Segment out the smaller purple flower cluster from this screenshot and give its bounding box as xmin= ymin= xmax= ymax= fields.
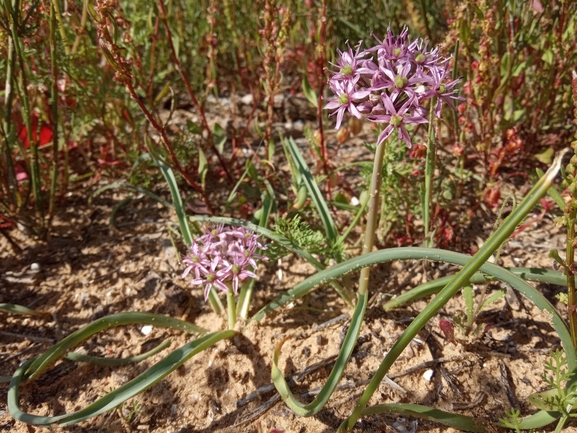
xmin=324 ymin=27 xmax=461 ymax=148
xmin=182 ymin=225 xmax=267 ymax=301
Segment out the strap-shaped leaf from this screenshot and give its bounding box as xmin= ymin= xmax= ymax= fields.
xmin=271 ymin=292 xmax=367 ymax=416
xmin=284 ymin=137 xmax=338 ymax=247
xmin=0 ymin=303 xmax=47 ymax=316
xmin=361 ymin=403 xmax=488 ymax=432
xmin=382 ymin=267 xmax=576 ymax=311
xmin=9 ymin=330 xmax=234 ymax=426
xmin=23 ymin=312 xmax=206 ymax=382
xmin=65 ymin=339 xmax=171 ymax=366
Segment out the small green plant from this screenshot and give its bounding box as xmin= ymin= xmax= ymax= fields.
xmin=499 ymin=408 xmax=524 ymax=433
xmin=268 ymin=214 xmax=329 ymax=260
xmin=439 ymin=284 xmax=506 ymax=345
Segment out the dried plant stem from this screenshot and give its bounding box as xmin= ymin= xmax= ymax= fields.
xmin=565 ymin=210 xmax=577 ymax=347
xmin=156 ymin=0 xmax=233 ymax=184
xmin=47 ymin=3 xmax=60 ymax=229
xmin=357 ymin=141 xmax=386 ymax=297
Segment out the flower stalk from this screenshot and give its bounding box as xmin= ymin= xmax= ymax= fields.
xmin=422 ymin=98 xmax=437 ymax=247
xmin=358 ymin=139 xmax=386 ymax=297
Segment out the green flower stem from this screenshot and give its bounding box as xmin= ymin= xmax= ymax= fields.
xmin=423 ymin=100 xmax=436 ymax=247
xmin=237 ymin=279 xmax=255 ymax=319
xmin=207 ymin=289 xmax=225 ymax=314
xmin=227 ymin=287 xmax=237 ymax=330
xmin=338 ymin=153 xmax=565 ymax=432
xmin=358 ymin=140 xmax=386 ymax=296
xmin=566 ymin=209 xmax=577 ymax=347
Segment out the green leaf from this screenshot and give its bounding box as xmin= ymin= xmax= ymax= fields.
xmin=9 ymin=330 xmax=234 ymax=427
xmin=272 ymin=292 xmax=368 ymax=416
xmin=500 ymin=52 xmax=511 ymax=77
xmin=528 ymin=388 xmax=563 ymax=411
xmin=284 ymin=137 xmax=338 ymax=247
xmin=479 ymin=288 xmax=506 ymax=312
xmin=90 ymin=183 xmax=172 ymax=209
xmin=536 ymin=167 xmax=564 ymax=209
xmin=535 ymin=148 xmax=554 ymax=164
xmin=302 ymin=75 xmax=318 ymax=108
xmin=463 ymin=285 xmax=475 ymax=326
xmin=129 ymin=153 xmax=152 ymax=184
xmin=65 ymin=339 xmax=172 ymax=366
xmin=542 ymin=49 xmax=554 ymax=65
xmin=0 ymin=303 xmax=46 ymax=316
xmin=198 ymin=148 xmax=208 ymax=191
xmin=512 ymin=61 xmax=527 ymax=77
xmin=23 ymin=312 xmax=206 ymax=382
xmin=512 ymin=108 xmax=525 ymax=122
xmin=186 ymin=120 xmax=202 ymax=135
xmin=145 ymin=139 xmax=194 ymax=246
xmin=213 ymin=123 xmax=227 ymax=155
xmin=382 ymin=267 xmax=576 ymax=311
xmin=361 ymin=403 xmax=488 ymax=432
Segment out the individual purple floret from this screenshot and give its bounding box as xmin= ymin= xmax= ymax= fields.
xmin=324 ymin=27 xmax=463 ymax=148
xmin=182 ymin=225 xmax=267 ymax=301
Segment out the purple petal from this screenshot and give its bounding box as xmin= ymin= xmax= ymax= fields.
xmin=376 ymin=124 xmax=395 ymax=146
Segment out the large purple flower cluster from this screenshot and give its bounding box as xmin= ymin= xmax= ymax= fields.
xmin=182 ymin=225 xmax=267 ymax=301
xmin=324 ymin=28 xmax=461 ymax=148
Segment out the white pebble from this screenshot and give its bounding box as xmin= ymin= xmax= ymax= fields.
xmin=423 ymin=369 xmax=434 ymax=381
xmin=141 ymin=325 xmax=153 ymax=335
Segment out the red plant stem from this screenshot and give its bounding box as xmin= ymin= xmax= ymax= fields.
xmin=125 ymin=82 xmax=215 ymax=215
xmin=156 ymin=0 xmax=234 ymax=184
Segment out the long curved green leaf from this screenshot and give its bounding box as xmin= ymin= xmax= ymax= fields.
xmin=255 ymin=247 xmax=573 ymax=429
xmin=23 ymin=312 xmax=206 ymax=382
xmin=89 ymin=183 xmax=172 ymax=208
xmin=284 ymin=137 xmax=338 ymax=247
xmin=361 ymin=404 xmax=488 ymax=432
xmin=271 ymin=292 xmax=368 ymax=416
xmin=383 ymin=268 xmax=574 ymax=311
xmin=0 ymin=303 xmax=47 ymax=316
xmin=65 ymin=339 xmax=171 ymax=366
xmin=150 ymin=151 xmax=193 ymax=246
xmin=9 ymin=330 xmax=234 ymax=426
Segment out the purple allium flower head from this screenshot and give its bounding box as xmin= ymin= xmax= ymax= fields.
xmin=182 ymin=225 xmax=267 ymax=301
xmin=324 ymin=26 xmax=461 ymax=148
